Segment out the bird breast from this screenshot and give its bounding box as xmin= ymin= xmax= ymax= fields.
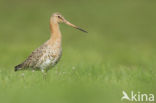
xmin=38 ymin=40 xmax=62 ymax=70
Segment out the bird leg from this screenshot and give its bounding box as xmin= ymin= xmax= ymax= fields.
xmin=21 ymin=72 xmax=25 ymax=80
xmin=41 ymin=69 xmax=47 ymax=80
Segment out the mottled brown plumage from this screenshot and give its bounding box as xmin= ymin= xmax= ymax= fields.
xmin=15 ymin=12 xmax=87 ymax=72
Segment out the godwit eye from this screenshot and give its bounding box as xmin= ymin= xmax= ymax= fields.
xmin=58 ymin=16 xmax=61 ymax=18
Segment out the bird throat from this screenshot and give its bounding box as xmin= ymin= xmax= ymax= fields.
xmin=49 ymin=19 xmax=62 ymax=44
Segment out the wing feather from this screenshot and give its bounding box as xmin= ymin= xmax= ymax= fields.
xmin=21 ymin=43 xmax=48 ymax=69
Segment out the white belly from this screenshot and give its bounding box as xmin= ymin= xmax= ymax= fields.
xmin=39 ymin=49 xmax=62 ymax=70
xmin=40 ymin=58 xmax=52 ymax=69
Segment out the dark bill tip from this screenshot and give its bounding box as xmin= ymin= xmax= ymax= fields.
xmin=76 ymin=27 xmax=88 ymax=33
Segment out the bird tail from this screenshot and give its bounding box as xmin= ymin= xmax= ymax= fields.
xmin=14 ymin=63 xmax=23 ymax=72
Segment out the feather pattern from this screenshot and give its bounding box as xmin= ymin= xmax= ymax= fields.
xmin=15 ymin=40 xmax=62 ymax=71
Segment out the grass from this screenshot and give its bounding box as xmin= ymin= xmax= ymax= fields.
xmin=0 ymin=0 xmax=156 ymax=103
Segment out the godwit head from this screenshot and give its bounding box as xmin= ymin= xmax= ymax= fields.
xmin=50 ymin=12 xmax=88 ymax=33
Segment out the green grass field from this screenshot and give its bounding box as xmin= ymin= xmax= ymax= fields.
xmin=0 ymin=0 xmax=156 ymax=103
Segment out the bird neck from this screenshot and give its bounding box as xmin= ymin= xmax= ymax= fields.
xmin=49 ymin=18 xmax=62 ymax=43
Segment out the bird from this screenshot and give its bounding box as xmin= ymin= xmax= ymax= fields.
xmin=14 ymin=12 xmax=87 ymax=74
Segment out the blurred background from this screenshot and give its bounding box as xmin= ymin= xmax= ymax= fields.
xmin=0 ymin=0 xmax=156 ymax=103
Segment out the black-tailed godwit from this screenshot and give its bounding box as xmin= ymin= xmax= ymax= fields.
xmin=15 ymin=13 xmax=87 ymax=74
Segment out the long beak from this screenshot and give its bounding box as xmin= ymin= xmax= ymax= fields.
xmin=64 ymin=20 xmax=88 ymax=33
